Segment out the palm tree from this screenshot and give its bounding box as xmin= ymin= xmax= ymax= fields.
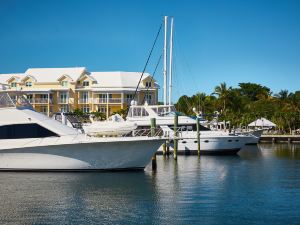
xmin=274 ymin=89 xmax=292 ymax=100
xmin=212 ymin=82 xmax=231 ymax=115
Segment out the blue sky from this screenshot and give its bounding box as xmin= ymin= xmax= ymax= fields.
xmin=1 ymin=0 xmax=300 ymax=101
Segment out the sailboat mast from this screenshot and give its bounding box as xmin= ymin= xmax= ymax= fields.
xmin=168 ymin=17 xmax=174 ymax=105
xmin=163 ymin=16 xmax=168 ymax=106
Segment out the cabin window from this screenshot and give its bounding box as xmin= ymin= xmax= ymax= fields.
xmin=0 ymin=123 xmax=59 ymax=139
xmin=25 ymin=82 xmax=32 ymax=87
xmin=83 ymin=81 xmax=89 ymax=87
xmin=11 ymin=82 xmax=17 ymax=88
xmin=61 ymin=81 xmax=68 ymax=87
xmin=204 ymin=140 xmax=209 ymax=143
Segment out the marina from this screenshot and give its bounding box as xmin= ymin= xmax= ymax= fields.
xmin=1 ymin=1 xmax=300 ymax=224
xmin=0 ymin=144 xmax=300 ymax=225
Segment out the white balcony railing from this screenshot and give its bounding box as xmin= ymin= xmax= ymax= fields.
xmin=93 ymin=98 xmax=122 ymax=104
xmin=78 ymin=98 xmax=90 ymax=104
xmin=57 ymin=99 xmax=69 ymax=104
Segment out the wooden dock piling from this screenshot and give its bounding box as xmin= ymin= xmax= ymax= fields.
xmin=196 ymin=117 xmax=200 ymax=156
xmin=174 ymin=114 xmax=178 ymax=160
xmin=151 ymin=118 xmax=157 ymax=170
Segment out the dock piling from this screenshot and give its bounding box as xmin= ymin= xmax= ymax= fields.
xmin=174 ymin=114 xmax=178 ymax=160
xmin=196 ymin=117 xmax=200 ymax=156
xmin=151 ymin=118 xmax=157 ymax=170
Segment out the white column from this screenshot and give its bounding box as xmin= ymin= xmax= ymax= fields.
xmin=106 ymin=92 xmax=109 ymax=120
xmin=47 ymin=92 xmax=50 ymax=117
xmin=121 ymin=92 xmax=124 ymax=109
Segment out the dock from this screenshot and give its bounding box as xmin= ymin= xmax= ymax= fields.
xmin=260 ymin=135 xmax=300 ymax=143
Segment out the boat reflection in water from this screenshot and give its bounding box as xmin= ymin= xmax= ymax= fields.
xmin=0 ymin=172 xmax=159 ymax=224
xmin=1 ymin=144 xmax=300 ymax=224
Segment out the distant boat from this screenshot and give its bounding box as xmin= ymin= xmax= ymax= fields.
xmin=126 ymin=104 xmax=248 ymax=155
xmin=0 ymin=93 xmax=164 ymax=171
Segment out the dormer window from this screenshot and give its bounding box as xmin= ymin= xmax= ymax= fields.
xmin=83 ymin=81 xmax=89 ymax=87
xmin=25 ymin=82 xmax=32 ymax=87
xmin=61 ymin=81 xmax=68 ymax=87
xmin=145 ymin=81 xmax=152 ymax=87
xmin=11 ymin=82 xmax=17 ymax=88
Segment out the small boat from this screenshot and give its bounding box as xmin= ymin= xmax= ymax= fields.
xmin=0 ymin=93 xmax=164 ymax=171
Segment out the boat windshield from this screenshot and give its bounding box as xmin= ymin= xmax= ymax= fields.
xmin=156 ymin=106 xmax=176 ymax=116
xmin=0 ymin=92 xmax=33 ymax=109
xmin=128 ymin=107 xmax=149 ymax=117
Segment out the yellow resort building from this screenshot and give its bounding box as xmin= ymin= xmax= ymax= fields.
xmin=0 ymin=67 xmax=159 ymax=117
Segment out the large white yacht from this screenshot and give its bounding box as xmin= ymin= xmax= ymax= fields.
xmin=0 ymin=93 xmax=164 ymax=171
xmin=126 ymin=104 xmax=249 ymax=155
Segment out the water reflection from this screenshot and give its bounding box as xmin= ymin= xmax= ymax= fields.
xmin=0 ymin=172 xmax=158 ymax=225
xmin=271 ymin=143 xmax=300 ymax=159
xmin=1 ymin=144 xmax=300 ymax=225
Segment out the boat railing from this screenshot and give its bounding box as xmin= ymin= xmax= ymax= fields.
xmin=121 ymin=127 xmax=183 ymax=138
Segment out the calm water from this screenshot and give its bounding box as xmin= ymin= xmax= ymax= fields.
xmin=1 ymin=144 xmax=300 ymax=225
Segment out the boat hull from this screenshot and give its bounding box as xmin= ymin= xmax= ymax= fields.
xmin=159 ymin=135 xmax=247 ymax=155
xmin=0 ymin=137 xmax=164 ymax=171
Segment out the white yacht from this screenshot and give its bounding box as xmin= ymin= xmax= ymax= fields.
xmin=126 ymin=104 xmax=248 ymax=155
xmin=0 ymin=93 xmax=164 ymax=171
xmin=205 ymin=119 xmax=261 ymax=145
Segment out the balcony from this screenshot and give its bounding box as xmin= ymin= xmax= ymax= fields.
xmin=93 ymin=98 xmax=122 ymax=104
xmin=29 ymin=98 xmax=53 ymax=104
xmin=78 ymin=98 xmax=90 ymax=104
xmin=58 ymin=99 xmax=69 ymax=104
xmin=124 ymin=98 xmax=155 ymax=105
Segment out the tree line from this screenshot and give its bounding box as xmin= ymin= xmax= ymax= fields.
xmin=175 ymin=82 xmax=300 ymax=134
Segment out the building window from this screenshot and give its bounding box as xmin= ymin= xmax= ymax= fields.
xmin=83 ymin=106 xmax=90 ymax=113
xmin=25 ymin=82 xmax=32 ymax=87
xmin=40 ymin=94 xmax=48 ymax=100
xmin=83 ymin=81 xmax=89 ymax=87
xmin=60 ymin=105 xmax=69 ymax=112
xmin=145 ymin=93 xmax=152 ymax=103
xmin=60 ymin=92 xmax=68 ymax=103
xmin=11 ymin=82 xmax=17 ymax=88
xmin=126 ymin=94 xmax=134 ymax=99
xmin=98 ymin=107 xmax=106 ymax=113
xmin=82 ymin=91 xmax=89 ymax=103
xmin=26 ymin=94 xmax=33 ymax=103
xmin=61 ymin=81 xmax=68 ymax=87
xmin=40 ymin=106 xmax=48 ymax=115
xmin=99 ymin=94 xmax=106 ymax=99
xmin=145 ymin=81 xmax=152 ymax=87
